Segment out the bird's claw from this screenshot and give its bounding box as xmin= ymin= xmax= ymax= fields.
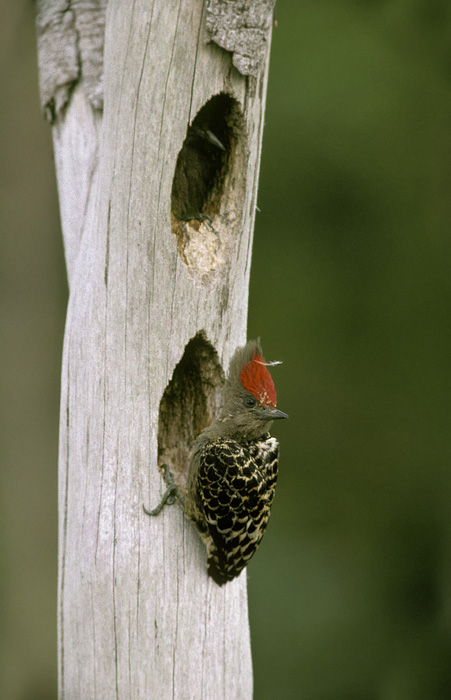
xmin=143 ymin=464 xmax=185 ymax=516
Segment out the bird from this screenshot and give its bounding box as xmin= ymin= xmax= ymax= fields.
xmin=144 ymin=340 xmax=288 ymax=585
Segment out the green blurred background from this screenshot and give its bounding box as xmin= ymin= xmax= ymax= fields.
xmin=2 ymin=1 xmax=451 ymax=698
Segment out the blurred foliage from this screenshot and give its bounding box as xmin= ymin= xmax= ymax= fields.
xmin=1 ymin=1 xmax=451 ymax=699
xmin=248 ymin=2 xmax=451 ymax=699
xmin=0 ymin=3 xmax=64 ymax=700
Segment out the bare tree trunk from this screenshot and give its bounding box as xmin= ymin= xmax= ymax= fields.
xmin=37 ymin=0 xmax=274 ymax=697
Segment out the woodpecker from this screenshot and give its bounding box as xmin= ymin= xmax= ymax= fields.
xmin=144 ymin=340 xmax=288 ymax=585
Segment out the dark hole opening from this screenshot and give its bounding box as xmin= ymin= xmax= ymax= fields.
xmin=157 ymin=332 xmax=224 ymax=487
xmin=171 ymin=93 xmax=236 ymax=223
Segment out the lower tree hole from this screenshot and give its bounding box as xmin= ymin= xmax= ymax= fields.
xmin=157 ymin=332 xmax=224 ymax=489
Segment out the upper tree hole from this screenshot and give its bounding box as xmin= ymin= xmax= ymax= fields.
xmin=171 ymin=93 xmax=238 ymax=224
xmin=157 ymin=332 xmax=224 ymax=488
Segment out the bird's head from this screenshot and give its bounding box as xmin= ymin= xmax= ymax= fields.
xmin=217 ymin=340 xmax=288 ymax=441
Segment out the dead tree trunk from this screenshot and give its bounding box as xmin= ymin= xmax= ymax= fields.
xmin=36 ymin=0 xmax=275 ymax=697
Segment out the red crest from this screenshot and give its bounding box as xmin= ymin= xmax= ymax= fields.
xmin=239 ymin=353 xmax=277 ymax=407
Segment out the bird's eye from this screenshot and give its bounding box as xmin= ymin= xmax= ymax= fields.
xmin=244 ymin=396 xmax=257 ymax=408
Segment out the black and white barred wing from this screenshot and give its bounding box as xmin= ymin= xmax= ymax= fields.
xmin=197 ymin=437 xmax=279 ymax=585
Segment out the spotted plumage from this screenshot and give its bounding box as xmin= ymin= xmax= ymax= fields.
xmin=193 ymin=434 xmax=279 ymax=584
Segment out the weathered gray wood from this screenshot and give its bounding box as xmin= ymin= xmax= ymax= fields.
xmin=206 ymin=0 xmax=276 ymax=76
xmin=36 ymin=0 xmax=106 ymax=122
xmin=52 ymin=85 xmax=102 ymax=288
xmin=37 ymin=0 xmax=273 ymax=697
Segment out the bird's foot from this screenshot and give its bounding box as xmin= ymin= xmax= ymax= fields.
xmin=143 ymin=464 xmax=185 ymax=516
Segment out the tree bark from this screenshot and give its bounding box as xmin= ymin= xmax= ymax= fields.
xmin=37 ymin=0 xmax=274 ymax=697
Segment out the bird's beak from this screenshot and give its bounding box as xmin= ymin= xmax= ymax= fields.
xmin=203 ymin=129 xmax=226 ymax=152
xmin=258 ymin=406 xmax=288 ymax=421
